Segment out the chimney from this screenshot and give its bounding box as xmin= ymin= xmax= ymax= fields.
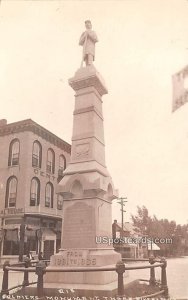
xmin=0 ymin=119 xmax=7 ymax=127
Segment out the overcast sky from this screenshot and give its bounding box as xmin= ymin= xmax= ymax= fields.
xmin=0 ymin=0 xmax=188 ymax=225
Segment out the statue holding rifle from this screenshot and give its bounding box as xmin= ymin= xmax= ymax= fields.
xmin=79 ymin=20 xmax=98 ymax=67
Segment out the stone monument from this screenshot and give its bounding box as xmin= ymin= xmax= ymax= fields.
xmin=45 ymin=20 xmax=121 ymax=294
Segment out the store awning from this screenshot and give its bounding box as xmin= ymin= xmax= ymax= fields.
xmin=147 ymin=242 xmax=160 ymax=250
xmin=43 ymin=228 xmax=56 ymax=239
xmin=3 ymin=225 xmax=20 ymax=230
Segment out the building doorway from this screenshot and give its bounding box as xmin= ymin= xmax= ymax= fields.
xmin=43 ymin=240 xmax=54 ymax=260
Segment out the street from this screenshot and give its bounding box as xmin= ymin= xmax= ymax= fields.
xmin=127 ymin=256 xmax=188 ymax=298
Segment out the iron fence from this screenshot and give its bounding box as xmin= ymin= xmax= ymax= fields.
xmin=0 ymin=256 xmax=168 ymax=299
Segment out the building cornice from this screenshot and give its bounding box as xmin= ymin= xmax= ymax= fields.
xmin=0 ymin=119 xmax=71 ymax=153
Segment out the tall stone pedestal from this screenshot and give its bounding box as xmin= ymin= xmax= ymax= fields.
xmin=45 ymin=65 xmax=122 ymax=291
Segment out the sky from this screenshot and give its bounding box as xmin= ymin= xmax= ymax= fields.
xmin=0 ymin=0 xmax=188 ymax=225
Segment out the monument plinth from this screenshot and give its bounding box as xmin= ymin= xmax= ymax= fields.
xmin=45 ymin=65 xmax=121 ymax=287
xmin=44 ymin=21 xmax=122 ymax=293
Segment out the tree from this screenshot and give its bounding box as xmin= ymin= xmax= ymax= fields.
xmin=131 ymin=206 xmax=152 ymax=235
xmin=131 ymin=206 xmax=188 ymax=257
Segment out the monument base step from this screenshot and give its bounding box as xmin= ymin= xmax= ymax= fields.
xmin=16 ymin=279 xmax=139 ymax=299
xmin=44 ymin=266 xmax=127 ymax=285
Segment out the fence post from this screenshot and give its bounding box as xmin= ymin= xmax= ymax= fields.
xmin=36 ymin=260 xmax=46 ymax=300
xmin=160 ymin=257 xmax=168 ymax=298
xmin=22 ymin=257 xmax=31 ymax=287
xmin=149 ymin=255 xmax=156 ymax=286
xmin=116 ymin=260 xmax=126 ymax=298
xmin=1 ymin=261 xmax=10 ymax=297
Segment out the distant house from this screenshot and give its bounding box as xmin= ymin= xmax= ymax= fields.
xmin=112 ymin=220 xmax=146 ymax=258
xmin=112 ymin=220 xmax=161 ymax=258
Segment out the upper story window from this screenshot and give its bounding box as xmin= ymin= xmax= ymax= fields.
xmin=8 ymin=139 xmax=20 ymax=166
xmin=45 ymin=182 xmax=54 ymax=208
xmin=5 ymin=176 xmax=18 ymax=208
xmin=57 ymin=194 xmax=63 ymax=210
xmin=32 ymin=141 xmax=42 ymax=168
xmin=57 ymin=155 xmax=66 ymax=182
xmin=58 ymin=155 xmax=66 ymax=177
xmin=30 ymin=177 xmax=40 ymax=206
xmin=46 ymin=149 xmax=55 ymax=174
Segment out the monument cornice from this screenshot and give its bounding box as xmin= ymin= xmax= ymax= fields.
xmin=75 ymin=87 xmax=103 ymax=103
xmin=63 ymin=168 xmax=108 ymax=178
xmin=73 ymin=105 xmax=103 ymax=120
xmin=69 ymin=66 xmax=108 ymax=96
xmin=72 ymin=134 xmax=105 ymax=146
xmin=68 ymin=158 xmax=107 ymax=168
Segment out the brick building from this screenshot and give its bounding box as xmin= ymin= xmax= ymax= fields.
xmin=0 ymin=119 xmax=71 ymax=263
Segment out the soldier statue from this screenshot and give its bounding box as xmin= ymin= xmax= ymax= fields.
xmin=79 ymin=20 xmax=98 ymax=67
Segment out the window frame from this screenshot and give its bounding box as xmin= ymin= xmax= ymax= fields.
xmin=8 ymin=139 xmax=20 ymax=167
xmin=32 ymin=141 xmax=42 ymax=168
xmin=46 ymin=148 xmax=55 ymax=174
xmin=30 ymin=177 xmax=40 ymax=206
xmin=58 ymin=155 xmax=66 ymax=177
xmin=57 ymin=194 xmax=63 ymax=210
xmin=45 ymin=182 xmax=54 ymax=208
xmin=5 ymin=176 xmax=18 ymax=208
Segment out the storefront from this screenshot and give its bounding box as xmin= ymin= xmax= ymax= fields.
xmin=0 ymin=212 xmax=62 ymax=264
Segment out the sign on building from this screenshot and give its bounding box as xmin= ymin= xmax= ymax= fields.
xmin=172 ymin=65 xmax=188 ymax=112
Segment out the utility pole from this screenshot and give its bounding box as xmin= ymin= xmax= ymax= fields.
xmin=19 ymin=219 xmax=25 ymax=262
xmin=117 ymin=197 xmax=127 ymax=238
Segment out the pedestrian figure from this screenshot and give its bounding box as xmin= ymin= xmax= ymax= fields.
xmin=38 ymin=251 xmax=44 ymax=260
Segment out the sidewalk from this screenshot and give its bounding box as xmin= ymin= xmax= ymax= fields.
xmin=0 ymin=269 xmax=38 ymax=290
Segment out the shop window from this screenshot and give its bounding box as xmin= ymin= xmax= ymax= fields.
xmin=5 ymin=176 xmax=17 ymax=208
xmin=8 ymin=139 xmax=20 ymax=166
xmin=3 ymin=229 xmax=19 ymax=255
xmin=43 ymin=240 xmax=54 ymax=260
xmin=24 ymin=229 xmax=37 ymax=254
xmin=49 ymin=222 xmax=55 ymax=228
xmin=46 ymin=148 xmax=55 ymax=174
xmin=45 ymin=182 xmax=54 ymax=208
xmin=32 ymin=141 xmax=42 ymax=168
xmin=30 ymin=177 xmax=40 ymax=206
xmin=57 ymin=194 xmax=63 ymax=210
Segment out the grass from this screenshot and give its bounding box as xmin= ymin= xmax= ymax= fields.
xmin=124 ymin=281 xmax=163 ymax=298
